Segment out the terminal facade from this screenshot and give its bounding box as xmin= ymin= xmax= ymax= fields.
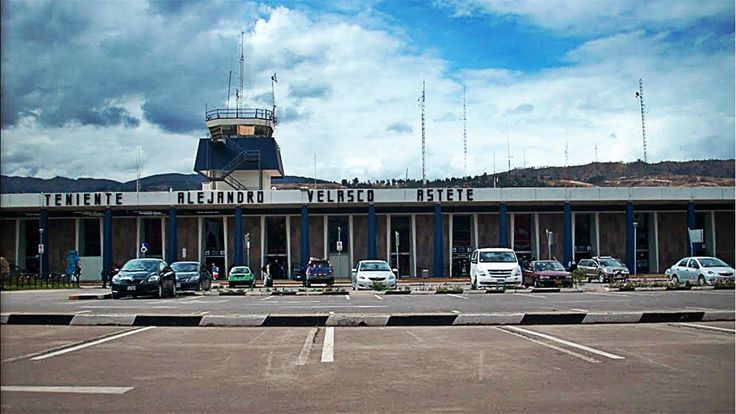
xmin=1 ymin=105 xmax=733 ymax=281
xmin=0 ymin=187 xmax=734 ymax=281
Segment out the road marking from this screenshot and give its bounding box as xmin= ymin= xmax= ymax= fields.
xmin=321 ymin=327 xmax=334 ymax=363
xmin=496 ymin=327 xmax=601 ymax=364
xmin=345 ymin=295 xmax=350 ymax=301
xmin=74 ymin=310 xmax=92 ymax=314
xmin=261 ymin=295 xmax=274 ymax=301
xmin=248 ymin=330 xmax=268 ymax=345
xmin=674 ymin=323 xmax=735 ymax=334
xmin=570 ymin=308 xmax=588 ymax=312
xmin=373 ymin=294 xmax=383 ymax=300
xmin=30 ymin=327 xmax=155 ymax=361
xmin=451 ymin=310 xmax=461 ymax=314
xmin=2 ymin=328 xmax=137 ymax=363
xmin=0 ymin=386 xmax=134 ymax=395
xmin=478 ymin=350 xmax=484 ymax=381
xmin=406 ymin=330 xmax=424 ymax=343
xmin=447 ymin=294 xmax=468 ymax=300
xmin=513 ymin=294 xmax=547 ymax=299
xmin=504 ymin=326 xmax=625 ymax=360
xmin=181 ymin=296 xmax=202 ymax=301
xmin=295 ymin=327 xmax=318 ymax=366
xmin=585 ymin=292 xmax=632 ymax=298
xmin=80 ymin=305 xmax=178 ymax=309
xmin=685 ymin=306 xmax=716 ymax=311
xmin=309 ymin=305 xmax=386 ymax=309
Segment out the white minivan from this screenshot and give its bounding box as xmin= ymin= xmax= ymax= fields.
xmin=469 ymin=247 xmax=522 ymax=289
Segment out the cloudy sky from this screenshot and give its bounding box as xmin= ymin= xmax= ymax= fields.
xmin=1 ymin=0 xmax=734 ymax=182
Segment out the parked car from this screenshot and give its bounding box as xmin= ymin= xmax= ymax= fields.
xmin=111 ymin=258 xmax=176 ymax=299
xmin=228 ymin=266 xmax=255 ymax=288
xmin=304 ymin=258 xmax=334 ymax=287
xmin=665 ymin=256 xmax=735 ymax=286
xmin=351 ymin=260 xmax=397 ymax=290
xmin=522 ymin=260 xmax=572 ymax=287
xmin=171 ymin=261 xmax=211 ymax=291
xmin=469 ymin=248 xmax=522 ymax=289
xmin=577 ymin=256 xmax=630 ymax=283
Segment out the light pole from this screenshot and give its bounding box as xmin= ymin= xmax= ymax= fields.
xmin=38 ymin=228 xmax=45 ymax=277
xmin=545 ymin=229 xmax=552 ymax=260
xmin=632 ymin=220 xmax=638 ymax=275
xmin=337 ymin=226 xmax=342 ymax=279
xmin=394 ymin=230 xmax=400 ymax=278
xmin=244 ymin=233 xmax=251 ymax=268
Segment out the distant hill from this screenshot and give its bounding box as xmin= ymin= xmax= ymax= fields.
xmin=1 ymin=159 xmax=733 ymax=193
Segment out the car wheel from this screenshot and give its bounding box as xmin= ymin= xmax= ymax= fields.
xmin=204 ymin=279 xmax=211 ymax=291
xmin=198 ymin=280 xmax=203 ymax=291
xmin=471 ymin=277 xmax=477 ymax=290
xmin=598 ymin=272 xmax=605 ymax=283
xmin=229 ymin=282 xmax=235 ymax=289
xmin=154 ymin=283 xmax=163 ymax=299
xmin=698 ymin=275 xmax=706 ymax=286
xmin=170 ymin=281 xmax=177 ymax=298
xmin=112 ymin=292 xmax=121 ymax=299
xmin=352 ymin=281 xmax=356 ymax=291
xmin=672 ymin=275 xmax=679 ymax=284
xmin=533 ymin=279 xmax=540 ymax=288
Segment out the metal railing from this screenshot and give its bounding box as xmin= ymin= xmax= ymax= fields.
xmin=1 ymin=272 xmax=80 ymax=290
xmin=205 ymin=108 xmax=274 ymax=121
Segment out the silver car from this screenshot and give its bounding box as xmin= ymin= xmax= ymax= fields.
xmin=578 ymin=256 xmax=630 ymax=283
xmin=666 ymin=256 xmax=735 ymax=286
xmin=351 ymin=260 xmax=397 ymax=290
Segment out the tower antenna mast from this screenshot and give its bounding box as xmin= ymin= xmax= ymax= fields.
xmin=636 ymin=78 xmax=648 ymax=162
xmin=420 ymin=80 xmax=426 ymax=186
xmin=237 ymin=31 xmax=244 ymax=115
xmin=226 ymin=55 xmax=233 ymax=111
xmin=463 ymin=84 xmax=467 ymax=176
xmin=271 ymin=73 xmax=278 ymax=124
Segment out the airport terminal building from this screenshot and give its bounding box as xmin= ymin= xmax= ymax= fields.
xmin=1 ymin=109 xmax=734 ymax=281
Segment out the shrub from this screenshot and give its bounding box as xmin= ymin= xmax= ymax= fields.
xmin=371 ymin=281 xmax=388 ymax=291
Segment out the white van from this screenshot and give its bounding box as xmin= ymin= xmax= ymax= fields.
xmin=469 ymin=248 xmax=522 ymax=289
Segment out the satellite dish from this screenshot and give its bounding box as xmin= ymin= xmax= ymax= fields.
xmin=635 ymin=91 xmax=641 ymax=98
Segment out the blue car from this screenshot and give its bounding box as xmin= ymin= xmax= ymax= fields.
xmin=304 ymin=258 xmax=334 ymax=287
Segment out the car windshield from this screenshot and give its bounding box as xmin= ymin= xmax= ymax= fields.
xmin=309 ymin=260 xmax=331 ymax=268
xmin=121 ymin=260 xmax=159 ymax=272
xmin=534 ymin=261 xmax=565 ymax=271
xmin=599 ymin=259 xmax=622 ymax=267
xmin=231 ymin=267 xmax=251 ymax=273
xmin=171 ymin=263 xmax=198 ymax=272
xmin=698 ymin=258 xmax=729 ymax=268
xmin=479 ymin=252 xmax=516 ymax=263
xmin=360 ymin=262 xmax=391 ymax=271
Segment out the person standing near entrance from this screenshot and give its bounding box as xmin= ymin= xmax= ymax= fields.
xmin=100 ymin=266 xmax=111 ymax=289
xmin=211 ymin=263 xmax=219 ymax=280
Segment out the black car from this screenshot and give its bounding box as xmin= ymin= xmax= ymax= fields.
xmin=304 ymin=258 xmax=334 ymax=287
xmin=111 ymin=258 xmax=177 ymax=299
xmin=171 ymin=261 xmax=212 ymax=291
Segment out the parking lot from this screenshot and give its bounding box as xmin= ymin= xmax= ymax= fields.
xmin=1 ymin=287 xmax=734 ymax=316
xmin=1 ymin=322 xmax=733 ymax=413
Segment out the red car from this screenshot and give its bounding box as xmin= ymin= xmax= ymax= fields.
xmin=522 ymin=260 xmax=572 ymax=288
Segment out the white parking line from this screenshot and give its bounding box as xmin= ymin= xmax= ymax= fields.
xmin=247 ymin=330 xmax=268 ymax=345
xmin=513 ymin=294 xmax=546 ymax=299
xmin=406 ymin=330 xmax=424 ymax=343
xmin=345 ymin=295 xmax=350 ymax=301
xmin=30 ymin=327 xmax=155 ymax=361
xmin=373 ymin=294 xmax=384 ymax=300
xmin=504 ymin=326 xmax=625 ymax=360
xmin=570 ymin=308 xmax=588 ymax=312
xmin=674 ymin=323 xmax=735 ymax=334
xmin=1 ymin=328 xmax=137 ymax=363
xmin=321 ymin=327 xmax=334 ymax=363
xmin=0 ymin=386 xmax=134 ymax=395
xmin=261 ymin=296 xmax=274 ymax=301
xmin=496 ymin=327 xmax=601 ymax=364
xmin=451 ymin=310 xmax=461 ymax=314
xmin=447 ymin=294 xmax=468 ymax=300
xmin=685 ymin=306 xmax=717 ymax=311
xmin=295 ymin=327 xmax=318 ymax=366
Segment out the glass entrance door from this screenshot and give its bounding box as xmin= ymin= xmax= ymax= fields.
xmin=265 ymin=217 xmax=288 ymax=279
xmin=389 ymin=216 xmax=412 ymax=277
xmin=327 ymin=216 xmax=350 ymax=279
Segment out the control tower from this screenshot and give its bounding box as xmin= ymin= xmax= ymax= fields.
xmin=194 ymin=107 xmax=284 ymax=190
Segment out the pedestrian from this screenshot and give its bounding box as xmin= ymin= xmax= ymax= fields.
xmin=100 ymin=266 xmax=111 ymax=289
xmin=211 ymin=263 xmax=219 ymax=280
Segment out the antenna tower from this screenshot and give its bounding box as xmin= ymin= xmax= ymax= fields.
xmin=463 ymin=85 xmax=467 ymax=176
xmin=636 ymin=78 xmax=648 ymax=162
xmin=226 ymin=56 xmax=233 ymax=111
xmin=505 ymin=121 xmax=512 ymax=175
xmin=564 ymin=140 xmax=569 ymax=179
xmin=420 ymin=80 xmax=426 ymax=185
xmin=237 ymin=32 xmax=244 ymax=115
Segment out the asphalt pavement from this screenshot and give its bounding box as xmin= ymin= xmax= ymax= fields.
xmin=1 ymin=287 xmax=734 ymax=316
xmin=1 ymin=322 xmax=733 ymax=413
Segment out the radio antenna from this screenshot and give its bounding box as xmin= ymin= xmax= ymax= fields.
xmin=635 ymin=78 xmax=648 ymax=162
xmin=237 ymin=32 xmax=244 ymax=115
xmin=420 ymin=79 xmax=426 ymax=186
xmin=463 ymin=84 xmax=467 ymax=176
xmin=226 ymin=55 xmax=233 ymax=111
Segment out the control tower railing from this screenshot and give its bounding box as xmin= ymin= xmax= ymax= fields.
xmin=205 ymin=108 xmax=274 ymax=122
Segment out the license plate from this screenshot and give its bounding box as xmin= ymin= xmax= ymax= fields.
xmin=176 ymin=283 xmax=181 ymax=288
xmin=127 ymin=286 xmax=136 ymax=291
xmin=496 ymin=278 xmax=505 ymax=283
xmin=554 ymin=280 xmax=561 ymax=285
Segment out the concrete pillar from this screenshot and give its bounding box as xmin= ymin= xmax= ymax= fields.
xmin=166 ymin=207 xmax=177 ymax=264
xmin=368 ymin=204 xmax=377 ymax=260
xmin=433 ymin=204 xmax=444 ymax=277
xmin=234 ymin=206 xmax=243 ymax=266
xmin=563 ymin=203 xmax=572 ymax=267
xmin=498 ymin=204 xmax=508 ymax=248
xmin=301 ymin=205 xmax=310 ymax=269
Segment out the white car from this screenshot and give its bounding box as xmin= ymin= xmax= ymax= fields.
xmin=351 ymin=260 xmax=397 ymax=290
xmin=470 ymin=248 xmax=522 ymax=289
xmin=666 ymin=256 xmax=735 ymax=286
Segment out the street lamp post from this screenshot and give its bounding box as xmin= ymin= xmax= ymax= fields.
xmin=337 ymin=226 xmax=342 ymax=279
xmin=39 ymin=228 xmax=45 ymax=277
xmin=632 ymin=220 xmax=638 ymax=276
xmin=244 ymin=233 xmax=251 ymax=267
xmin=394 ymin=231 xmax=400 ymax=278
xmin=545 ymin=229 xmax=552 ymax=260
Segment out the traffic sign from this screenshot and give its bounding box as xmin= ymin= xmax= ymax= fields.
xmin=140 ymin=243 xmax=148 ymax=254
xmin=336 ymin=241 xmax=343 ymax=252
xmin=38 ymin=244 xmax=44 ymax=254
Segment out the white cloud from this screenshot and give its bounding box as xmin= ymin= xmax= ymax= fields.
xmin=1 ymin=1 xmax=733 ymax=183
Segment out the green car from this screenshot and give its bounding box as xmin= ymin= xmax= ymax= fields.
xmin=228 ymin=266 xmax=255 ymax=288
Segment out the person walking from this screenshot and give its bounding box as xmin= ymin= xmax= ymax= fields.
xmin=100 ymin=266 xmax=111 ymax=289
